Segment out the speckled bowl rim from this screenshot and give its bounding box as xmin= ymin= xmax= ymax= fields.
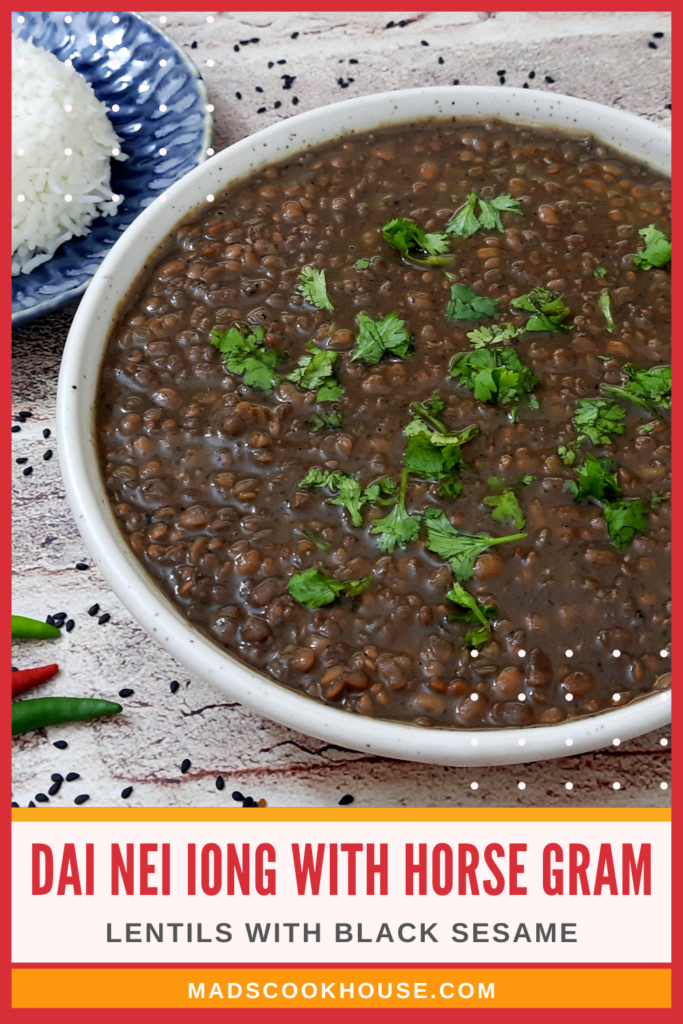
xmin=58 ymin=86 xmax=671 ymax=767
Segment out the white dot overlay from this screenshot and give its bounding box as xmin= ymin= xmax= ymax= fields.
xmin=64 ymin=195 xmax=72 ymax=202
xmin=159 ymin=59 xmax=167 ymax=67
xmin=565 ymin=738 xmax=573 ymax=747
xmin=207 ymin=148 xmax=215 ymax=156
xmin=16 ymin=194 xmax=25 ymax=203
xmin=206 ymin=194 xmax=215 ymax=202
xmin=112 ymin=148 xmax=120 ymax=156
xmin=565 ymin=782 xmax=573 ymax=790
xmin=613 ymin=782 xmax=621 ymax=790
xmin=159 ymin=104 xmax=167 ymax=113
xmin=470 ymin=650 xmax=479 ymax=659
xmin=111 ymin=104 xmax=119 ymax=112
xmin=470 ymin=693 xmax=479 ymax=702
xmin=470 ymin=782 xmax=478 ymax=790
xmin=17 ymin=15 xmax=25 ymax=23
xmin=613 ymin=738 xmax=620 ymax=746
xmin=17 ymin=148 xmax=25 ymax=157
xmin=207 ymin=59 xmax=215 ymax=67
xmin=470 ymin=738 xmax=478 ymax=746
xmin=660 ymin=649 xmax=669 ymax=658
xmin=158 ymin=194 xmax=167 ymax=202
xmin=518 ymin=739 xmax=525 ymax=746
xmin=660 ymin=738 xmax=668 ymax=747
xmin=565 ymin=693 xmax=573 ymax=701
xmin=565 ymin=649 xmax=573 ymax=657
xmin=64 ymin=15 xmax=72 ymax=24
xmin=159 ymin=16 xmax=167 ymax=24
xmin=518 ymin=782 xmax=526 ymax=791
xmin=660 ymin=782 xmax=668 ymax=790
xmin=517 ymin=649 xmax=526 ymax=658
xmin=159 ymin=148 xmax=167 ymax=156
xmin=612 ymin=649 xmax=621 ymax=658
xmin=207 ymin=15 xmax=215 ymax=23
xmin=206 ymin=103 xmax=215 ymax=112
xmin=64 ymin=148 xmax=72 ymax=156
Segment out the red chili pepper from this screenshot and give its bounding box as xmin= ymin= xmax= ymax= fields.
xmin=12 ymin=664 xmax=59 ymax=697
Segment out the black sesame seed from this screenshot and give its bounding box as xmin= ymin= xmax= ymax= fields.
xmin=53 ymin=611 xmax=67 ymax=620
xmin=528 ymin=70 xmax=536 ymax=79
xmin=16 ymin=457 xmax=28 ymax=464
xmin=235 ymin=91 xmax=242 ymax=100
xmin=51 ymin=773 xmax=63 ymax=783
xmin=20 ymin=410 xmax=32 ymax=418
xmin=545 ymin=75 xmax=555 ymax=83
xmin=453 ymin=79 xmax=459 ymax=85
xmin=66 ymin=772 xmax=80 ymax=782
xmin=438 ymin=56 xmax=444 ymax=65
xmin=216 ymin=776 xmax=225 ymax=791
xmin=28 ymin=801 xmax=36 ymax=807
xmin=46 ymin=615 xmax=55 ymax=627
xmin=232 ymin=790 xmax=244 ymax=802
xmin=88 ymin=604 xmax=100 ymax=616
xmin=23 ymin=466 xmax=33 ymax=476
xmin=497 ymin=69 xmax=506 ymax=75
xmin=499 ymin=77 xmax=506 ymax=85
xmin=421 ymin=40 xmax=429 ymax=46
xmin=191 ymin=40 xmax=197 ymax=49
xmin=119 ymin=688 xmax=134 ymax=698
xmin=339 ymin=794 xmax=355 ymax=805
xmin=12 ymin=666 xmax=17 ymax=672
xmin=43 ymin=428 xmax=51 ymax=438
xmin=74 ymin=794 xmax=90 ymax=806
xmin=523 ymin=82 xmax=529 ymax=89
xmin=170 ymin=680 xmax=180 ymax=693
xmin=53 ymin=740 xmax=68 ymax=750
xmin=181 ymin=759 xmax=191 ymax=773
xmin=251 ymin=37 xmax=259 ymax=44
xmin=665 ymin=103 xmax=671 ymax=110
xmin=277 ymin=59 xmax=287 ymax=65
xmin=255 ymin=86 xmax=263 ymax=93
xmin=239 ymin=39 xmax=250 ymax=46
xmin=292 ymin=96 xmax=299 ymax=105
xmin=349 ymin=58 xmax=358 ymax=64
xmin=65 ymin=619 xmax=75 ymax=632
xmin=649 ymin=41 xmax=658 ymax=49
xmin=243 ymin=796 xmax=255 ymax=807
xmin=12 ymin=802 xmax=19 ymax=808
xmin=76 ymin=562 xmax=89 ymax=570
xmin=386 ymin=20 xmax=394 ymax=28
xmin=268 ymin=61 xmax=274 ymax=68
xmin=121 ymin=786 xmax=133 ymax=799
xmin=35 ymin=793 xmax=49 ymax=803
xmin=98 ymin=613 xmax=111 ymax=624
xmin=257 ymin=107 xmax=266 ymax=114
xmin=48 ymin=781 xmax=62 ymax=796
xmin=281 ymin=74 xmax=296 ymax=90
xmin=274 ymin=100 xmax=281 ymax=109
xmin=291 ymin=31 xmax=299 ymax=38
xmin=234 ymin=44 xmax=240 ymax=52
xmin=11 ymin=425 xmax=20 ymax=433
xmin=43 ymin=450 xmax=53 ymax=461
xmin=653 ymin=31 xmax=664 ymax=38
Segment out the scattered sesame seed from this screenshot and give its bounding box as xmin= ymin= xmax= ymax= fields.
xmin=43 ymin=428 xmax=51 ymax=438
xmin=251 ymin=38 xmax=259 ymax=44
xmin=23 ymin=466 xmax=32 ymax=477
xmin=399 ymin=20 xmax=407 ymax=27
xmin=48 ymin=781 xmax=61 ymax=796
xmin=339 ymin=794 xmax=354 ymax=805
xmin=12 ymin=425 xmax=21 ymax=433
xmin=438 ymin=56 xmax=444 ymax=65
xmin=65 ymin=619 xmax=75 ymax=632
xmin=349 ymin=58 xmax=358 ymax=64
xmin=170 ymin=680 xmax=180 ymax=693
xmin=76 ymin=562 xmax=89 ymax=570
xmin=243 ymin=797 xmax=256 ymax=808
xmin=28 ymin=801 xmax=36 ymax=808
xmin=281 ymin=74 xmax=296 ymax=90
xmin=35 ymin=793 xmax=49 ymax=803
xmin=292 ymin=96 xmax=299 ymax=105
xmin=386 ymin=20 xmax=395 ymax=28
xmin=12 ymin=802 xmax=19 ymax=808
xmin=121 ymin=786 xmax=133 ymax=799
xmin=523 ymin=82 xmax=529 ymax=89
xmin=98 ymin=613 xmax=111 ymax=624
xmin=277 ymin=59 xmax=287 ymax=65
xmin=53 ymin=740 xmax=68 ymax=750
xmin=255 ymin=86 xmax=263 ymax=93
xmin=66 ymin=773 xmax=80 ymax=782
xmin=74 ymin=794 xmax=90 ymax=805
xmin=499 ymin=76 xmax=506 ymax=84
xmin=239 ymin=39 xmax=250 ymax=46
xmin=497 ymin=69 xmax=506 ymax=75
xmin=181 ymin=758 xmax=191 ymax=773
xmin=119 ymin=688 xmax=134 ymax=698
xmin=649 ymin=41 xmax=658 ymax=49
xmin=528 ymin=70 xmax=536 ymax=79
xmin=234 ymin=44 xmax=240 ymax=52
xmin=191 ymin=41 xmax=197 ymax=49
xmin=452 ymin=80 xmax=460 ymax=85
xmin=421 ymin=40 xmax=429 ymax=46
xmin=88 ymin=604 xmax=100 ymax=617
xmin=216 ymin=776 xmax=225 ymax=791
xmin=232 ymin=790 xmax=244 ymax=802
xmin=51 ymin=774 xmax=63 ymax=783
xmin=653 ymin=31 xmax=664 ymax=38
xmin=545 ymin=75 xmax=555 ymax=83
xmin=257 ymin=106 xmax=266 ymax=114
xmin=665 ymin=103 xmax=671 ymax=110
xmin=235 ymin=91 xmax=242 ymax=99
xmin=46 ymin=616 xmax=55 ymax=627
xmin=291 ymin=32 xmax=299 ymax=39
xmin=43 ymin=449 xmax=53 ymax=461
xmin=268 ymin=61 xmax=274 ymax=68
xmin=16 ymin=457 xmax=28 ymax=464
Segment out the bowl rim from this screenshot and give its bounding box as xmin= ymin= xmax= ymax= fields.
xmin=57 ymin=85 xmax=671 ymax=767
xmin=11 ymin=9 xmax=213 ymax=327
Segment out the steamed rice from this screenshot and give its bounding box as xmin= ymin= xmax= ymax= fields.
xmin=12 ymin=37 xmax=126 ymax=276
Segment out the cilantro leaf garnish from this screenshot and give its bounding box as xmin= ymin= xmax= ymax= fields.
xmin=297 ymin=266 xmax=334 ymax=311
xmin=446 ymin=284 xmax=499 ymax=322
xmin=295 ymin=527 xmax=333 ymax=551
xmin=573 ymin=398 xmax=626 ymax=446
xmin=350 ymin=310 xmax=412 ymax=366
xmin=287 ymin=567 xmax=371 ymax=609
xmin=633 ymin=224 xmax=671 ymax=271
xmin=300 ymin=468 xmax=366 ymax=527
xmin=363 ymin=476 xmax=399 ymax=506
xmin=594 ymin=266 xmax=607 ymax=278
xmin=354 ymin=258 xmax=371 ymax=270
xmin=511 ymin=286 xmax=572 ymax=332
xmin=601 ymin=363 xmax=671 ymax=413
xmin=381 ymin=217 xmax=452 ymax=266
xmin=210 ymin=323 xmax=281 ymax=391
xmin=307 ymin=409 xmax=343 ymax=431
xmin=650 ymin=491 xmax=669 ymax=510
xmin=520 ymin=474 xmax=536 ymax=486
xmin=565 ymin=453 xmax=620 ymax=503
xmin=467 ymin=323 xmax=523 ymax=349
xmin=370 ymin=469 xmax=422 ymax=553
xmin=446 ymin=191 xmax=523 ymax=237
xmin=403 ymin=397 xmax=479 ymax=495
xmin=423 ymin=507 xmax=526 ymax=581
xmin=603 ymin=498 xmax=649 ymax=551
xmin=598 ymin=288 xmax=614 ymax=332
xmin=449 ymin=346 xmax=540 ymax=406
xmin=287 ymin=342 xmax=343 ymax=401
xmin=446 ymin=581 xmax=497 ymax=649
xmin=483 ymin=489 xmax=525 ymax=529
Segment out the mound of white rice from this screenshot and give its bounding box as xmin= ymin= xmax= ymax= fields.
xmin=12 ymin=37 xmax=126 ymax=276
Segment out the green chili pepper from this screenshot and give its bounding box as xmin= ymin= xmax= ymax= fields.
xmin=12 ymin=697 xmax=122 ymax=736
xmin=12 ymin=615 xmax=61 ymax=640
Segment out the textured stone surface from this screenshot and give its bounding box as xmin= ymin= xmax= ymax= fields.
xmin=12 ymin=10 xmax=670 ymax=809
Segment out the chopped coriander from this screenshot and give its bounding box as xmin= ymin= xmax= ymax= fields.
xmin=597 ymin=288 xmax=614 ymax=332
xmin=300 ymin=468 xmax=365 ymax=526
xmin=363 ymin=476 xmax=398 ymax=505
xmin=594 ymin=266 xmax=607 ymax=278
xmin=650 ymin=491 xmax=668 ymax=510
xmin=573 ymin=398 xmax=626 ymax=446
xmin=403 ymin=397 xmax=479 ymax=496
xmin=287 ymin=567 xmax=371 ymax=609
xmin=295 ymin=527 xmax=332 ymax=551
xmin=639 ymin=422 xmax=657 ymax=435
xmin=565 ymin=453 xmax=620 ymax=503
xmin=462 ymin=624 xmax=495 ymax=649
xmin=511 ymin=286 xmax=572 ymax=332
xmin=520 ymin=474 xmax=536 ymax=486
xmin=632 ymin=224 xmax=671 ymax=271
xmin=350 ymin=310 xmax=412 ymax=365
xmin=210 ymin=323 xmax=281 ymax=391
xmin=603 ymin=498 xmax=649 ymax=551
xmin=287 ymin=342 xmax=343 ymax=401
xmin=354 ymin=258 xmax=371 ymax=270
xmin=601 ymin=363 xmax=671 ymax=413
xmin=381 ymin=217 xmax=452 ymax=266
xmin=468 ymin=323 xmax=522 ymax=348
xmin=446 ymin=191 xmax=523 ymax=237
xmin=449 ymin=346 xmax=540 ymax=407
xmin=483 ymin=489 xmax=525 ymax=529
xmin=370 ymin=469 xmax=422 ymax=553
xmin=297 ymin=265 xmax=334 ymax=311
xmin=446 ymin=284 xmax=499 ymax=322
xmin=423 ymin=507 xmax=526 ymax=581
xmin=446 ymin=580 xmax=497 ymax=649
xmin=307 ymin=409 xmax=343 ymax=431
xmin=557 ymin=438 xmax=583 ymax=466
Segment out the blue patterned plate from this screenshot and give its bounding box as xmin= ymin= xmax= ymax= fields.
xmin=12 ymin=10 xmax=212 ymax=326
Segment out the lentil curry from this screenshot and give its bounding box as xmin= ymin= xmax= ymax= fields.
xmin=97 ymin=119 xmax=671 ymax=730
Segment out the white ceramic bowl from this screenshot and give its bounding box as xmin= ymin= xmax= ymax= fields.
xmin=58 ymin=86 xmax=671 ymax=766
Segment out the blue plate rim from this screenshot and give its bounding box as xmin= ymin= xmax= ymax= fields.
xmin=11 ymin=10 xmax=213 ymax=328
